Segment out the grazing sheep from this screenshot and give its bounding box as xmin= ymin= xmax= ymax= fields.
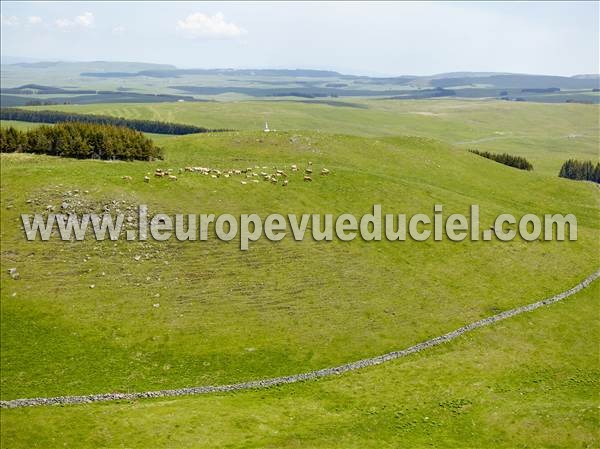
xmin=168 ymin=175 xmax=177 ymax=181
xmin=290 ymin=164 xmax=298 ymax=172
xmin=282 ymin=180 xmax=289 ymax=186
xmin=321 ymin=168 xmax=330 ymax=175
xmin=305 ymin=167 xmax=313 ymax=174
xmin=241 ymin=181 xmax=247 ymax=185
xmin=144 ymin=176 xmax=150 ymax=183
xmin=303 ymin=176 xmax=312 ymax=182
xmin=122 ymin=175 xmax=132 ymax=181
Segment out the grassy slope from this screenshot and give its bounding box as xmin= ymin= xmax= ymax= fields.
xmin=23 ymin=99 xmax=600 ymax=175
xmin=1 ymin=131 xmax=598 ymax=402
xmin=0 ymin=120 xmax=48 ymax=131
xmin=1 ymin=282 xmax=598 ymax=448
xmin=1 ymin=100 xmax=599 ymax=448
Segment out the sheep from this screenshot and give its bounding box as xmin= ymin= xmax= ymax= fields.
xmin=154 ymin=172 xmax=164 ymax=178
xmin=305 ymin=167 xmax=313 ymax=174
xmin=122 ymin=175 xmax=132 ymax=181
xmin=321 ymin=168 xmax=330 ymax=175
xmin=290 ymin=164 xmax=298 ymax=172
xmin=168 ymin=175 xmax=177 ymax=181
xmin=241 ymin=181 xmax=247 ymax=185
xmin=282 ymin=180 xmax=289 ymax=186
xmin=303 ymin=176 xmax=312 ymax=182
xmin=144 ymin=176 xmax=150 ymax=183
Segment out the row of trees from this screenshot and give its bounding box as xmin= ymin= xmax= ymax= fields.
xmin=0 ymin=122 xmax=163 ymax=161
xmin=469 ymin=149 xmax=533 ymax=171
xmin=0 ymin=108 xmax=223 ymax=135
xmin=558 ymin=159 xmax=600 ymax=183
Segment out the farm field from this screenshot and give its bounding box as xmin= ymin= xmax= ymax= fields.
xmin=3 ymin=127 xmax=598 ymax=396
xmin=1 ymin=281 xmax=598 ymax=448
xmin=1 ymin=99 xmax=599 ymax=448
xmin=24 ymin=98 xmax=599 ymax=175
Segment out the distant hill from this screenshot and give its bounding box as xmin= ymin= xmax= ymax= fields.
xmin=431 ymin=74 xmax=600 ymax=89
xmin=1 ymin=60 xmax=599 ymax=104
xmin=426 ymin=72 xmax=512 ymax=79
xmin=3 ymin=60 xmax=177 ymax=73
xmin=81 ymin=68 xmax=345 ymax=79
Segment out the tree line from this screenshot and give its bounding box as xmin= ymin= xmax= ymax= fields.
xmin=0 ymin=108 xmax=226 ymax=135
xmin=469 ymin=149 xmax=533 ymax=171
xmin=0 ymin=122 xmax=163 ymax=161
xmin=558 ymin=159 xmax=600 ymax=183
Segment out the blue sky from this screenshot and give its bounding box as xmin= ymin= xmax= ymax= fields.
xmin=1 ymin=1 xmax=598 ymax=76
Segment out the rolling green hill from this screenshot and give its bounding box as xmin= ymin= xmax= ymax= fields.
xmin=2 ymin=129 xmax=598 ymax=396
xmin=17 ymin=99 xmax=600 ymax=175
xmin=2 ymin=281 xmax=597 ymax=448
xmin=1 ymin=99 xmax=599 ymax=447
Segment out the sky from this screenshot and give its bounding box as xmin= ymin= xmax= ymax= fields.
xmin=1 ymin=1 xmax=598 ymax=76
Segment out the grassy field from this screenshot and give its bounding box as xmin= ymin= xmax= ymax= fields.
xmin=1 ymin=282 xmax=598 ymax=448
xmin=0 ymin=120 xmax=49 ymax=131
xmin=22 ymin=98 xmax=599 ymax=175
xmin=1 ymin=99 xmax=599 ymax=447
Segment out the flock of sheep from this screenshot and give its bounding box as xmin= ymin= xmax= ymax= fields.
xmin=130 ymin=162 xmax=331 ymax=186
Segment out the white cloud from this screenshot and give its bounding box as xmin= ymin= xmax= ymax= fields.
xmin=176 ymin=12 xmax=245 ymax=39
xmin=55 ymin=12 xmax=94 ymax=30
xmin=1 ymin=14 xmax=19 ymax=26
xmin=28 ymin=16 xmax=42 ymax=25
xmin=75 ymin=12 xmax=94 ymax=27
